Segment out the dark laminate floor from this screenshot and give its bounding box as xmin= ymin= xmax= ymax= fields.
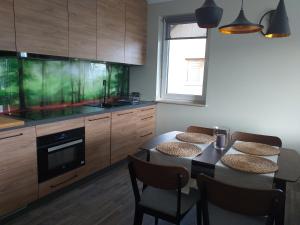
xmin=2 ymin=158 xmax=300 ymax=225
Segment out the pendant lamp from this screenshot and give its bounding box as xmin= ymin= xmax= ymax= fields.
xmin=259 ymin=0 xmax=290 ymax=38
xmin=219 ymin=0 xmax=263 ymax=34
xmin=195 ymin=0 xmax=223 ymax=28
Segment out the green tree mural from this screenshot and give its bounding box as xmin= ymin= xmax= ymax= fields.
xmin=0 ymin=56 xmax=129 ymax=110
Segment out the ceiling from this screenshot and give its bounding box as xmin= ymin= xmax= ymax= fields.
xmin=147 ymin=0 xmax=174 ymax=4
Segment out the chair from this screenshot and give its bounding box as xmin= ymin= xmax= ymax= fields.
xmin=186 ymin=126 xmax=214 ymax=136
xmin=197 ymin=174 xmax=284 ymax=225
xmin=128 ymin=155 xmax=201 ymax=225
xmin=231 ymin=131 xmax=282 ymax=147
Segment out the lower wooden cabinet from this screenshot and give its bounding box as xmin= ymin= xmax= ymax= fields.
xmin=0 ymin=127 xmax=38 ymax=216
xmin=38 ymin=167 xmax=83 ymax=198
xmin=84 ymin=113 xmax=111 ymax=176
xmin=137 ymin=105 xmax=156 ymax=146
xmin=111 ymin=109 xmax=138 ymax=163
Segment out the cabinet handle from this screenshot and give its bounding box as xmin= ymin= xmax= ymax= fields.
xmin=141 ymin=116 xmax=154 ymax=121
xmin=88 ymin=116 xmax=110 ymax=122
xmin=0 ymin=133 xmax=23 ymax=141
xmin=117 ymin=111 xmax=134 ymax=116
xmin=140 ymin=132 xmax=153 ymax=138
xmin=50 ymin=175 xmax=78 ymax=189
xmin=141 ymin=108 xmax=154 ymax=112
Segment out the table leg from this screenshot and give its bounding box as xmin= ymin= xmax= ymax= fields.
xmin=275 ymin=179 xmax=286 ymax=225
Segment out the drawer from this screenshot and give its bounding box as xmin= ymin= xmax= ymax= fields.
xmin=85 ymin=113 xmax=111 ymax=124
xmin=36 ymin=118 xmax=84 ymax=137
xmin=38 ymin=167 xmax=83 ymax=198
xmin=138 ymin=105 xmax=156 ymax=118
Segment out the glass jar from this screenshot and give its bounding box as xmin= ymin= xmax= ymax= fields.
xmin=213 ymin=126 xmax=230 ymax=150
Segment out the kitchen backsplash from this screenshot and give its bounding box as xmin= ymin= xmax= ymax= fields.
xmin=0 ymin=56 xmax=129 ymax=112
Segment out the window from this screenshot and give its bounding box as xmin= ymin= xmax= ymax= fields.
xmin=159 ymin=14 xmax=208 ymax=105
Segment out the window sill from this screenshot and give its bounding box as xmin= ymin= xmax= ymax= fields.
xmin=156 ymin=99 xmax=207 ymax=107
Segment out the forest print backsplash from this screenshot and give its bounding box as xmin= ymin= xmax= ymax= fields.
xmin=0 ymin=56 xmax=129 ymax=112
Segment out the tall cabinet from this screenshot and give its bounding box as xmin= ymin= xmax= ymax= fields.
xmin=14 ymin=0 xmax=68 ymax=57
xmin=125 ymin=0 xmax=147 ymax=65
xmin=0 ymin=0 xmax=16 ymax=51
xmin=97 ymin=0 xmax=126 ymax=63
xmin=68 ymin=0 xmax=97 ymax=59
xmin=0 ymin=127 xmax=38 ymax=216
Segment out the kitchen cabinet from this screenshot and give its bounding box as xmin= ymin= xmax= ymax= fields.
xmin=111 ymin=109 xmax=138 ymax=163
xmin=97 ymin=0 xmax=126 ymax=63
xmin=35 ymin=118 xmax=84 ymax=137
xmin=68 ymin=0 xmax=97 ymax=59
xmin=136 ymin=106 xmax=156 ymax=146
xmin=14 ymin=0 xmax=68 ymax=57
xmin=0 ymin=127 xmax=38 ymax=216
xmin=125 ymin=0 xmax=147 ymax=65
xmin=84 ymin=113 xmax=111 ymax=176
xmin=39 ymin=167 xmax=83 ymax=198
xmin=0 ymin=0 xmax=16 ymax=51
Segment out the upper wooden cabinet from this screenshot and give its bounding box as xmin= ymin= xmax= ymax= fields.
xmin=68 ymin=0 xmax=97 ymax=59
xmin=0 ymin=0 xmax=16 ymax=51
xmin=14 ymin=0 xmax=68 ymax=57
xmin=97 ymin=0 xmax=126 ymax=63
xmin=125 ymin=0 xmax=147 ymax=65
xmin=0 ymin=127 xmax=38 ymax=216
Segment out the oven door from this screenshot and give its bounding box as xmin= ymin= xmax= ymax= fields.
xmin=38 ymin=138 xmax=85 ymax=183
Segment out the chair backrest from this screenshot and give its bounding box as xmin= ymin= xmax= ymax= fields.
xmin=186 ymin=126 xmax=214 ymax=136
xmin=128 ymin=155 xmax=189 ymax=190
xmin=231 ymin=131 xmax=282 ymax=147
xmin=197 ymin=174 xmax=284 ymax=217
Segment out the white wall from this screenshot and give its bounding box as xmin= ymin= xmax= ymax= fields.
xmin=130 ymin=0 xmax=300 ymax=152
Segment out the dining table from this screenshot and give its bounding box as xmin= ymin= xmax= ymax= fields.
xmin=140 ymin=131 xmax=300 ymax=225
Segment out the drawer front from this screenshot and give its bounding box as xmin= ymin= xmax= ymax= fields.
xmin=36 ymin=118 xmax=84 ymax=137
xmin=38 ymin=167 xmax=83 ymax=198
xmin=138 ymin=105 xmax=156 ymax=118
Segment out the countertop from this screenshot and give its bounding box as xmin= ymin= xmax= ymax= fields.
xmin=0 ymin=101 xmax=157 ymax=132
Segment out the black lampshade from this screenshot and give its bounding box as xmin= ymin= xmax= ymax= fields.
xmin=195 ymin=0 xmax=223 ymax=28
xmin=219 ymin=0 xmax=263 ymax=34
xmin=264 ymin=0 xmax=291 ymax=38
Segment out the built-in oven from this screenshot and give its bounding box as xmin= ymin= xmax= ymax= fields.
xmin=37 ymin=127 xmax=85 ymax=183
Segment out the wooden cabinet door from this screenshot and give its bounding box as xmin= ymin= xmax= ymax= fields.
xmin=69 ymin=0 xmax=97 ymax=59
xmin=0 ymin=127 xmax=38 ymax=216
xmin=0 ymin=0 xmax=16 ymax=51
xmin=136 ymin=106 xmax=156 ymax=147
xmin=125 ymin=0 xmax=147 ymax=65
xmin=84 ymin=113 xmax=111 ymax=176
xmin=14 ymin=0 xmax=68 ymax=56
xmin=111 ymin=109 xmax=137 ymax=164
xmin=97 ymin=0 xmax=125 ymax=63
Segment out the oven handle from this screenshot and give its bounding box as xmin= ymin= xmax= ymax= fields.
xmin=48 ymin=139 xmax=83 ymax=153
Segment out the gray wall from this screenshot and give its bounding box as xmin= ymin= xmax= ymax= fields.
xmin=130 ymin=0 xmax=300 ymax=152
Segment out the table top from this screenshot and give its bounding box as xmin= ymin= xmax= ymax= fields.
xmin=140 ymin=131 xmax=300 ymax=183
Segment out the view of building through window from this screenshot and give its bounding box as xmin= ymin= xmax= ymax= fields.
xmin=167 ymin=38 xmax=206 ymax=96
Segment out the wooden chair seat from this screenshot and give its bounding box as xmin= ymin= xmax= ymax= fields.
xmin=139 ymin=187 xmax=200 ymax=217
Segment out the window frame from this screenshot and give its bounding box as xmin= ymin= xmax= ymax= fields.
xmin=159 ymin=14 xmax=210 ymax=105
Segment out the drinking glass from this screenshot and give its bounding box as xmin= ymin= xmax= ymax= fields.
xmin=213 ymin=126 xmax=230 ymax=150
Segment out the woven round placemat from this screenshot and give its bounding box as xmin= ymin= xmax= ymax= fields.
xmin=221 ymin=154 xmax=279 ymax=174
xmin=233 ymin=142 xmax=280 ymax=156
xmin=176 ymin=132 xmax=216 ymax=144
xmin=156 ymin=142 xmax=202 ymax=157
